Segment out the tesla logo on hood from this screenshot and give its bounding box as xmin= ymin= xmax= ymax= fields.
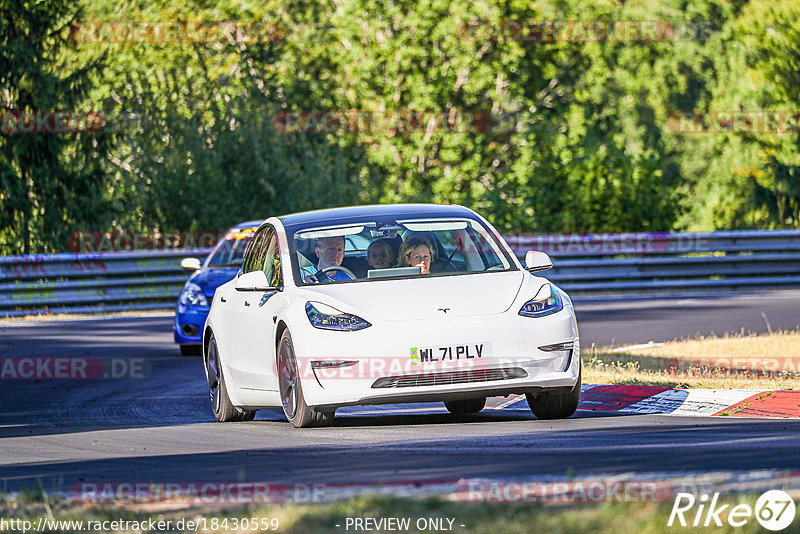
xmin=438 ymin=308 xmax=451 ymax=313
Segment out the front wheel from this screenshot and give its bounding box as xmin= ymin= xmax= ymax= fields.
xmin=205 ymin=335 xmax=256 ymax=422
xmin=526 ymin=366 xmax=581 ymax=420
xmin=278 ymin=330 xmax=335 ymax=428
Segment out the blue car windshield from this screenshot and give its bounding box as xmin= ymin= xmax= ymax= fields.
xmin=207 ymin=226 xmax=258 ymax=267
xmin=288 ymin=217 xmax=517 ymax=285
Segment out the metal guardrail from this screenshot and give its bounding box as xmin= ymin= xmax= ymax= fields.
xmin=1 ymin=230 xmax=799 ymax=317
xmin=506 ymin=229 xmax=800 ymax=295
xmin=0 ymin=249 xmax=211 ymax=317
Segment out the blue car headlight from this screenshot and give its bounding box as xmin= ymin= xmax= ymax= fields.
xmin=179 ymin=282 xmax=209 ymax=307
xmin=305 ymin=302 xmax=371 ymax=331
xmin=519 ymin=283 xmax=564 ymax=318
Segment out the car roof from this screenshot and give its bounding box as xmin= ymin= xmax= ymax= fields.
xmin=278 ymin=204 xmax=477 ymax=230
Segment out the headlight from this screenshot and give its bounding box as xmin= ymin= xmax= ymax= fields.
xmin=519 ymin=283 xmax=563 ymax=318
xmin=179 ymin=282 xmax=209 ymax=306
xmin=305 ymin=302 xmax=371 ymax=331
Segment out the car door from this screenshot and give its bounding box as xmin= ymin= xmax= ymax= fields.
xmin=225 ymin=224 xmax=286 ymax=390
xmin=217 ymin=224 xmax=267 ymax=367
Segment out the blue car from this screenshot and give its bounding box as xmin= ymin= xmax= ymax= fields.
xmin=174 ymin=220 xmax=262 ymax=355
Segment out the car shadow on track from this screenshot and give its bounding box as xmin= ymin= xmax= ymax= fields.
xmin=253 ymin=406 xmax=634 ymax=428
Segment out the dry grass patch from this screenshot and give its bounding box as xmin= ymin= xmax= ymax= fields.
xmin=584 ymin=330 xmax=800 ymax=389
xmin=617 ymin=331 xmax=800 ymax=360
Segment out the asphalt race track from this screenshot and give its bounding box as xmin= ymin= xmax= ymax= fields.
xmin=1 ymin=290 xmax=799 ymax=495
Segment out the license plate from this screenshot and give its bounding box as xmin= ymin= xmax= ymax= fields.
xmin=410 ymin=342 xmax=492 ymax=366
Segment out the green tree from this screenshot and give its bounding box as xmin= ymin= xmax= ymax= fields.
xmin=11 ymin=0 xmax=795 ymax=254
xmin=0 ymin=0 xmax=110 ymax=254
xmin=80 ymin=0 xmax=368 ymax=235
xmin=673 ymin=0 xmax=800 ymax=229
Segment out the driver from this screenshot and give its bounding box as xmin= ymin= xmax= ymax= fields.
xmin=303 ymin=236 xmax=353 ymax=283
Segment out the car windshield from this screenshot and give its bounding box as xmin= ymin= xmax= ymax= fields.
xmin=288 ymin=217 xmax=517 ymax=285
xmin=206 ymin=226 xmax=258 ymax=267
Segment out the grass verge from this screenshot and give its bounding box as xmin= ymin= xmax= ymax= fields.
xmin=1 ymin=492 xmax=789 ymax=534
xmin=584 ymin=329 xmax=800 ymax=389
xmin=0 ymin=310 xmax=172 ymax=324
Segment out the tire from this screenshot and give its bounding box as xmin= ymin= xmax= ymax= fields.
xmin=205 ymin=335 xmax=256 ymax=422
xmin=444 ymin=397 xmax=486 ymax=414
xmin=277 ymin=330 xmax=335 ymax=428
xmin=526 ymin=365 xmax=582 ymax=420
xmin=180 ymin=344 xmax=202 ymax=356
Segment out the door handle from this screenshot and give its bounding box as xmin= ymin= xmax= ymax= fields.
xmin=220 ymin=297 xmax=226 ymax=303
xmin=244 ymin=301 xmax=250 ymax=307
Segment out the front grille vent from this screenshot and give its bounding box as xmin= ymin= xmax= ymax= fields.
xmin=371 ymin=367 xmax=527 ymax=389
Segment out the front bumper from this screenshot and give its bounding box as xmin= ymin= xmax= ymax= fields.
xmin=173 ymin=303 xmax=210 ymax=345
xmin=289 ymin=305 xmax=581 ymax=408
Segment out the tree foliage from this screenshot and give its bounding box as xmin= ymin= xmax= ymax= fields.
xmin=0 ymin=0 xmax=110 ymax=253
xmin=1 ymin=0 xmax=798 ymax=254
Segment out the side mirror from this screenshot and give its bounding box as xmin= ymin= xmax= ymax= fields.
xmin=235 ymin=270 xmax=278 ymax=292
xmin=181 ymin=257 xmax=202 ymax=271
xmin=525 ymin=251 xmax=553 ymax=272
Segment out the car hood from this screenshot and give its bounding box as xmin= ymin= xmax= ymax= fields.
xmin=299 ymin=271 xmax=528 ymax=321
xmin=190 ymin=267 xmax=240 ymax=298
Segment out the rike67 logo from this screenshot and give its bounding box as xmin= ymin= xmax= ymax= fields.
xmin=668 ymin=490 xmax=796 ymax=531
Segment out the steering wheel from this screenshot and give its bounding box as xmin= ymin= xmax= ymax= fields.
xmin=320 ymin=265 xmax=356 ymax=280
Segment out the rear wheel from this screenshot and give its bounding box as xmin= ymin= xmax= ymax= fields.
xmin=526 ymin=366 xmax=581 ymax=420
xmin=205 ymin=335 xmax=256 ymax=422
xmin=278 ymin=330 xmax=335 ymax=428
xmin=444 ymin=397 xmax=486 ymax=414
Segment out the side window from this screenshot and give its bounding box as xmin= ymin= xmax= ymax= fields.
xmin=241 ymin=226 xmax=271 ymax=274
xmin=263 ymin=232 xmax=283 ymax=287
xmin=439 ymin=230 xmax=467 ymax=265
xmin=242 ymin=225 xmax=284 ymax=287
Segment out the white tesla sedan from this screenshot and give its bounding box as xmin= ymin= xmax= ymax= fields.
xmin=203 ymin=204 xmax=580 ymax=427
